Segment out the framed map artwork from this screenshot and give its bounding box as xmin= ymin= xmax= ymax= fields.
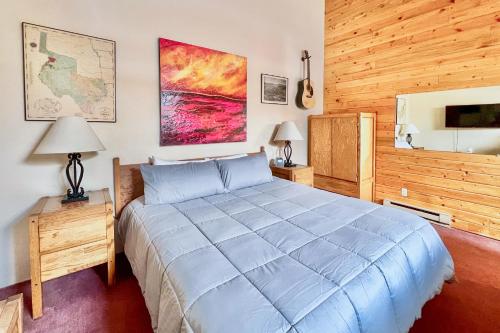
xmin=22 ymin=23 xmax=116 ymax=122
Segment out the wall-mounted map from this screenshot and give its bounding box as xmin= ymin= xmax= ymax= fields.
xmin=22 ymin=23 xmax=116 ymax=122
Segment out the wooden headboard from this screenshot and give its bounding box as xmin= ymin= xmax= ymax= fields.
xmin=113 ymin=146 xmax=266 ymax=218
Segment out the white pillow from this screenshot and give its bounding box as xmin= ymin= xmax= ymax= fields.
xmin=211 ymin=153 xmax=248 ymax=160
xmin=151 ymin=156 xmax=209 ymax=165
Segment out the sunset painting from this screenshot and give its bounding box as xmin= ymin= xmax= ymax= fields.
xmin=159 ymin=38 xmax=247 ymax=146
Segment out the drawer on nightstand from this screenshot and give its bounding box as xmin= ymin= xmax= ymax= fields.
xmin=40 ymin=238 xmax=108 ymax=282
xmin=271 ymin=169 xmax=291 ymax=180
xmin=292 ymin=168 xmax=313 ymax=186
xmin=273 ymin=172 xmax=290 ymax=180
xmin=38 ymin=213 xmax=107 ymax=254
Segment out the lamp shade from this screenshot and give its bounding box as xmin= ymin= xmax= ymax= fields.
xmin=399 ymin=123 xmax=420 ymax=135
xmin=274 ymin=121 xmax=304 ymax=141
xmin=33 ymin=116 xmax=105 ymax=154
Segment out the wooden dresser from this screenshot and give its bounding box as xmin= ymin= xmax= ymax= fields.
xmin=309 ymin=113 xmax=376 ymax=201
xmin=28 ymin=189 xmax=115 ymax=319
xmin=0 ymin=294 xmax=22 ymax=333
xmin=270 ymin=165 xmax=314 ymax=186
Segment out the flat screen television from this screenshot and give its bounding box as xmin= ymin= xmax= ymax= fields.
xmin=445 ymin=104 xmax=500 ymax=128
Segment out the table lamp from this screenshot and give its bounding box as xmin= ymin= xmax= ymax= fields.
xmin=399 ymin=123 xmax=420 ymax=147
xmin=33 ymin=116 xmax=105 ymax=203
xmin=274 ymin=121 xmax=304 ymax=167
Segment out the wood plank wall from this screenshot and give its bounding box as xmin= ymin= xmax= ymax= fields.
xmin=324 ymin=0 xmax=500 ymax=239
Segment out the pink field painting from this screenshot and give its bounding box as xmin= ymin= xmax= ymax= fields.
xmin=159 ymin=38 xmax=247 ymax=146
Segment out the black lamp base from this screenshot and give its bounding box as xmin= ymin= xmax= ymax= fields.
xmin=283 ymin=140 xmax=297 ymax=168
xmin=61 ymin=194 xmax=89 ymax=204
xmin=61 ymin=152 xmax=87 ymax=204
xmin=406 ymin=134 xmax=413 ymax=145
xmin=406 ymin=134 xmax=414 ymax=148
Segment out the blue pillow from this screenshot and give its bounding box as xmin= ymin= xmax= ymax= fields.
xmin=140 ymin=160 xmax=225 ymax=204
xmin=216 ymin=152 xmax=273 ymax=191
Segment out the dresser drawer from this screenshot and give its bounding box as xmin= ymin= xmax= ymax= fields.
xmin=38 ymin=212 xmax=107 ymax=254
xmin=40 ymin=238 xmax=108 ymax=282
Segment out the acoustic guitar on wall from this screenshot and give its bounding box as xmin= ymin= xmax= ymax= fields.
xmin=296 ymin=50 xmax=316 ymax=109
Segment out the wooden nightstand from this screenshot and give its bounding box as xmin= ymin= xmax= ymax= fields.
xmin=0 ymin=294 xmax=23 ymax=333
xmin=28 ymin=189 xmax=115 ymax=319
xmin=271 ymin=165 xmax=314 ymax=187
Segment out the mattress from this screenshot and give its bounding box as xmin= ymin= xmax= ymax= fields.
xmin=119 ymin=177 xmax=454 ymax=333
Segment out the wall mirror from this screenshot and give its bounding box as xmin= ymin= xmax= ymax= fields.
xmin=395 ymin=86 xmax=500 ymax=156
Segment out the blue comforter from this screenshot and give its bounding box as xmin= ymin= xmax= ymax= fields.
xmin=119 ymin=177 xmax=454 ymax=333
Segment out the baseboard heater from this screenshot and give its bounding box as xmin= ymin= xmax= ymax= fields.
xmin=383 ymin=199 xmax=451 ymax=226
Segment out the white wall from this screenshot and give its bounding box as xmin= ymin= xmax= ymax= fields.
xmin=0 ymin=0 xmax=324 ymax=287
xmin=397 ymin=86 xmax=500 ymax=155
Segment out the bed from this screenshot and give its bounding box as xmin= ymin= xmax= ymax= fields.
xmin=113 ymin=149 xmax=454 ymax=333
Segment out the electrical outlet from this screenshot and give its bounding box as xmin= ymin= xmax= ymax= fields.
xmin=401 ymin=188 xmax=408 ymax=197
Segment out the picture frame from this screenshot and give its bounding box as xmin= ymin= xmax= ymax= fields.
xmin=159 ymin=38 xmax=247 ymax=146
xmin=261 ymin=74 xmax=288 ymax=105
xmin=22 ymin=22 xmax=116 ymax=122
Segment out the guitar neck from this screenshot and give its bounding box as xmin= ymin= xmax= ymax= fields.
xmin=306 ymin=57 xmax=311 ymax=81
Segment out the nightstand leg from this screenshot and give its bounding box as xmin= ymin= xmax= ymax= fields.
xmin=31 ymin=278 xmax=42 ymax=319
xmin=29 ymin=217 xmax=43 ymax=319
xmin=107 ymin=253 xmax=115 ymax=286
xmin=106 ymin=213 xmax=115 ymax=286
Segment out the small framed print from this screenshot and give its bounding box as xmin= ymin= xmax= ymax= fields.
xmin=261 ymin=74 xmax=288 ymax=105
